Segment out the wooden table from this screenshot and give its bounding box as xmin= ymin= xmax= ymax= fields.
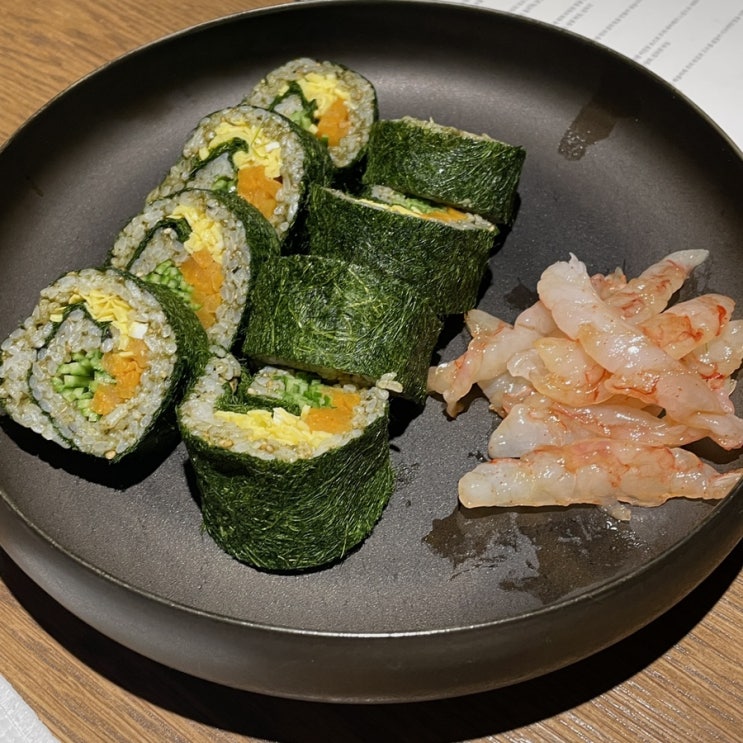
xmin=0 ymin=1 xmax=741 ymax=741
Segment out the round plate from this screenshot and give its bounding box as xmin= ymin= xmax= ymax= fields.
xmin=1 ymin=0 xmax=742 ymax=703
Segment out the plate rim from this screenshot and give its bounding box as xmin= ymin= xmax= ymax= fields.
xmin=1 ymin=0 xmax=741 ymax=700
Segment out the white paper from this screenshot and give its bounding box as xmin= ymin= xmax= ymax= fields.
xmin=452 ymin=0 xmax=743 ymax=149
xmin=0 ymin=676 xmax=58 ymax=743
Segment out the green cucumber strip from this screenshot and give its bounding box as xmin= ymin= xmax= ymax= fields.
xmin=144 ymin=259 xmax=201 ymax=312
xmin=51 ymin=348 xmax=114 ymax=422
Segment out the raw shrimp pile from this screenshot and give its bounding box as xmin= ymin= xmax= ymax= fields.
xmin=428 ymin=250 xmax=743 ymax=519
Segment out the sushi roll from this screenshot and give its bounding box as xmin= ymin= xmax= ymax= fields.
xmin=307 ymin=184 xmax=499 ymax=315
xmin=147 ymin=104 xmax=333 ymax=244
xmin=107 ymin=189 xmax=280 ymax=350
xmin=242 ymin=255 xmax=442 ymax=406
xmin=245 ymin=57 xmax=378 ymax=175
xmin=178 ymin=352 xmax=394 ymax=570
xmin=362 ymin=116 xmax=526 ymax=225
xmin=0 ymin=268 xmax=208 ymax=462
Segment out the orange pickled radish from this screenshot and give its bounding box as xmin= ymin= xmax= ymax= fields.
xmin=90 ymin=338 xmax=149 ymax=416
xmin=304 ymin=388 xmax=361 ymax=434
xmin=427 ymin=206 xmax=469 ymax=222
xmin=195 ymin=304 xmax=218 ymax=328
xmin=316 ymin=98 xmax=351 ymax=147
xmin=179 ymin=249 xmax=224 ymax=329
xmin=89 ymin=384 xmax=121 ymax=417
xmin=192 ymin=247 xmax=217 ymax=268
xmin=237 ymin=164 xmax=281 ymax=220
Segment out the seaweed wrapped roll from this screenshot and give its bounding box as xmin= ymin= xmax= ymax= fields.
xmin=0 ymin=268 xmax=208 ymax=461
xmin=362 ymin=116 xmax=526 ymax=225
xmin=245 ymin=57 xmax=378 ymax=174
xmin=178 ymin=353 xmax=394 ymax=570
xmin=242 ymin=255 xmax=442 ymax=406
xmin=307 ymin=184 xmax=498 ymax=314
xmin=107 ymin=189 xmax=280 ymax=350
xmin=147 ymin=105 xmax=333 ymax=244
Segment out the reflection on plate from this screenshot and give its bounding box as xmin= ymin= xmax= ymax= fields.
xmin=0 ymin=0 xmax=741 ymax=702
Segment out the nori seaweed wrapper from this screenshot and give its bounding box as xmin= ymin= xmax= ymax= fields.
xmin=362 ymin=116 xmax=526 ymax=225
xmin=107 ymin=189 xmax=280 ymax=351
xmin=242 ymin=255 xmax=442 ymax=405
xmin=0 ymin=268 xmax=209 ymax=462
xmin=178 ymin=353 xmax=394 ymax=571
xmin=306 ymin=184 xmax=498 ymax=314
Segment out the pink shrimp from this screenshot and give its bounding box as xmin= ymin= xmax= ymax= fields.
xmin=463 ymin=307 xmax=506 ymax=337
xmin=476 ymin=371 xmax=534 ymax=417
xmin=427 ymin=309 xmax=542 ymax=417
xmin=506 ymin=337 xmax=612 ymax=407
xmin=602 ymin=249 xmax=709 ymax=322
xmin=637 ymin=293 xmax=734 ymax=359
xmin=537 ymin=254 xmax=743 ymax=449
xmin=590 ymin=266 xmax=627 ymax=299
xmin=459 ymin=438 xmax=743 ymax=511
xmin=512 ymin=300 xmax=558 ymax=335
xmin=680 ymin=319 xmax=743 ymax=414
xmin=682 ymin=319 xmax=743 ymax=381
xmin=487 ymin=394 xmax=706 ymax=458
xmin=505 ymin=294 xmax=733 ymax=409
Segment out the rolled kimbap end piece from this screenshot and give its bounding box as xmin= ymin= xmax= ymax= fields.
xmin=245 ymin=57 xmax=378 ymax=174
xmin=242 ymin=255 xmax=442 ymax=406
xmin=107 ymin=189 xmax=280 ymax=350
xmin=362 ymin=116 xmax=526 ymax=225
xmin=307 ymin=184 xmax=498 ymax=315
xmin=178 ymin=353 xmax=394 ymax=570
xmin=147 ymin=105 xmax=333 ymax=244
xmin=0 ymin=268 xmax=208 ymax=462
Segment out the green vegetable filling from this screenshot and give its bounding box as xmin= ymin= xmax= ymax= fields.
xmin=380 ymin=192 xmax=442 ymax=215
xmin=268 ymin=81 xmax=319 ymax=132
xmin=144 ymin=259 xmax=201 ymax=312
xmin=225 ymin=369 xmax=332 ymax=417
xmin=273 ymin=371 xmax=331 ymax=410
xmin=210 ymin=175 xmax=237 ymax=194
xmin=51 ymin=350 xmax=115 ymax=421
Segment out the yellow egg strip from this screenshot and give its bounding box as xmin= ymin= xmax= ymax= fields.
xmin=296 ymin=72 xmax=350 ymax=116
xmin=214 ymin=408 xmax=334 ymax=448
xmin=199 ymin=121 xmax=283 ymax=180
xmin=65 ymin=290 xmax=145 ymax=350
xmin=357 ymin=198 xmax=468 ymax=222
xmin=166 ymin=204 xmax=225 ymax=264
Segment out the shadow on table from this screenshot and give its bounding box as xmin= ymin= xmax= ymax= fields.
xmin=2 ymin=541 xmax=741 ymax=743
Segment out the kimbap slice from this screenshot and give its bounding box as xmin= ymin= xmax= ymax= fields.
xmin=245 ymin=57 xmax=378 ymax=174
xmin=362 ymin=116 xmax=526 ymax=225
xmin=307 ymin=184 xmax=498 ymax=314
xmin=107 ymin=189 xmax=280 ymax=350
xmin=178 ymin=353 xmax=394 ymax=571
xmin=242 ymin=255 xmax=442 ymax=406
xmin=147 ymin=105 xmax=333 ymax=244
xmin=0 ymin=268 xmax=208 ymax=462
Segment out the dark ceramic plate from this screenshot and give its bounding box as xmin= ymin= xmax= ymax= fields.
xmin=0 ymin=0 xmax=741 ymax=703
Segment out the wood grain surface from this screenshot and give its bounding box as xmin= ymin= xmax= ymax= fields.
xmin=0 ymin=2 xmax=741 ymax=741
